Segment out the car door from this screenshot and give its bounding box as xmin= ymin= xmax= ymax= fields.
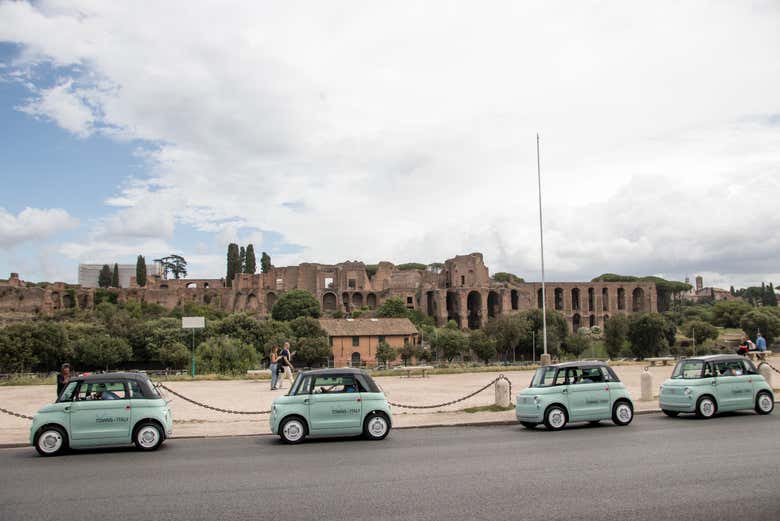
xmin=567 ymin=367 xmax=611 ymax=421
xmin=69 ymin=381 xmax=132 ymax=443
xmin=714 ymin=359 xmax=754 ymax=410
xmin=308 ymin=375 xmax=363 ymax=433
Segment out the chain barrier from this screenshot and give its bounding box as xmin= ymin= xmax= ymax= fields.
xmin=388 ymin=374 xmax=512 ymax=410
xmin=155 ymin=383 xmax=271 ymax=415
xmin=0 ymin=406 xmax=33 ymax=420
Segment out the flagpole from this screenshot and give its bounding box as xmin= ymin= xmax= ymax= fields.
xmin=537 ymin=133 xmax=550 ymax=364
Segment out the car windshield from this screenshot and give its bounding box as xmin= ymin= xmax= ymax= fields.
xmin=671 ymin=360 xmax=704 ymax=379
xmin=529 ymin=367 xmax=557 ymax=387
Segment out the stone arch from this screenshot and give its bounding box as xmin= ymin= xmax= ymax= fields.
xmin=366 ymin=293 xmax=377 ymax=309
xmin=446 ymin=291 xmax=461 ymax=327
xmin=50 ymin=291 xmax=61 ymax=311
xmin=246 ymin=293 xmax=259 ymax=311
xmin=511 ymin=289 xmax=519 ymax=311
xmin=537 ymin=288 xmax=544 ymax=308
xmin=186 ymin=282 xmax=197 ymax=289
xmin=352 ymin=292 xmax=363 ymax=308
xmin=204 ymin=282 xmax=210 ymax=289
xmin=203 ymin=293 xmax=213 ymax=305
xmin=617 ymin=288 xmax=626 ymax=310
xmin=342 ymin=292 xmax=350 ymax=313
xmin=351 ymin=352 xmax=361 ymax=367
xmin=572 ymin=313 xmax=581 ymax=332
xmin=602 ymin=288 xmax=609 ymax=311
xmin=632 ymin=287 xmax=645 ymax=312
xmin=554 ymin=288 xmax=564 ymax=311
xmin=487 ymin=291 xmax=500 ymax=319
xmin=603 ymin=314 xmax=610 ymax=325
xmin=159 ymin=284 xmax=169 ymax=290
xmin=323 ymin=292 xmax=337 ymax=312
xmin=589 ymin=314 xmax=595 ymax=328
xmin=77 ymin=294 xmax=88 ymax=309
xmin=467 ymin=291 xmax=482 ymax=330
xmin=587 ymin=288 xmax=594 ymax=312
xmin=426 ymin=291 xmax=436 ymax=317
xmin=62 ymin=293 xmax=74 ymax=309
xmin=266 ymin=292 xmax=277 ymax=313
xmin=571 ymin=288 xmax=580 ymax=311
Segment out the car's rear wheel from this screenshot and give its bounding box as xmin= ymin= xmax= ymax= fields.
xmin=520 ymin=421 xmax=537 ymax=429
xmin=695 ymin=396 xmax=717 ymax=419
xmin=662 ymin=409 xmax=680 ymax=417
xmin=755 ymin=391 xmax=774 ymax=415
xmin=612 ymin=400 xmax=633 ymax=426
xmin=543 ymin=405 xmax=567 ymax=431
xmin=279 ymin=417 xmax=307 ymax=444
xmin=34 ymin=426 xmax=68 ymax=457
xmin=134 ymin=422 xmax=164 ymax=451
xmin=363 ymin=412 xmax=390 ymax=440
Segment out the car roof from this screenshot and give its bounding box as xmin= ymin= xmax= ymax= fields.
xmin=683 ymin=354 xmax=746 ymax=362
xmin=299 ymin=368 xmax=368 ymax=376
xmin=547 ymin=361 xmax=610 ymax=369
xmin=76 ymin=372 xmax=151 ymax=383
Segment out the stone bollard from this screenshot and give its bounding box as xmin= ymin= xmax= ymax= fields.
xmin=640 ymin=368 xmax=654 ymax=401
xmin=495 ymin=378 xmax=511 ymax=408
xmin=758 ymin=363 xmax=773 ymax=388
xmin=540 ymin=353 xmax=552 ymax=367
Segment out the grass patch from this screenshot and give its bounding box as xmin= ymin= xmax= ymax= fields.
xmin=462 ymin=404 xmax=515 ymax=414
xmin=0 ymin=374 xmax=56 ymax=386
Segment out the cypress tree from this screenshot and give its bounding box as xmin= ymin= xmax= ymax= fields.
xmin=239 ymin=246 xmax=246 ymax=274
xmin=226 ymin=243 xmax=239 ymax=287
xmin=98 ymin=264 xmax=112 ymax=288
xmin=111 ymin=263 xmax=120 ymax=288
xmin=136 ymin=255 xmax=147 ymax=287
xmin=261 ymin=251 xmax=272 ymax=273
xmin=245 ymin=244 xmax=257 ymax=274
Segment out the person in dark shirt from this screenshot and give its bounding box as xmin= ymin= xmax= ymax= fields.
xmin=56 ymin=363 xmax=71 ymax=398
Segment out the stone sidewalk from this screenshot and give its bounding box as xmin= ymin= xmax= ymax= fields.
xmin=2 ymin=357 xmax=777 ymax=445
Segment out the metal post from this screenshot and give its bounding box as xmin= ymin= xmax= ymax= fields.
xmin=692 ymin=328 xmax=695 ymax=356
xmin=537 ymin=133 xmax=549 ymax=365
xmin=191 ymin=328 xmax=196 ymax=378
xmin=532 ymin=329 xmax=536 ymax=362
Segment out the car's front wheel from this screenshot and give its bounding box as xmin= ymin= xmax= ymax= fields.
xmin=662 ymin=409 xmax=680 ymax=417
xmin=279 ymin=417 xmax=307 ymax=444
xmin=612 ymin=400 xmax=633 ymax=426
xmin=695 ymin=396 xmax=717 ymax=419
xmin=519 ymin=421 xmax=537 ymax=429
xmin=363 ymin=412 xmax=390 ymax=440
xmin=755 ymin=391 xmax=774 ymax=415
xmin=34 ymin=426 xmax=68 ymax=457
xmin=134 ymin=422 xmax=164 ymax=451
xmin=543 ymin=405 xmax=567 ymax=431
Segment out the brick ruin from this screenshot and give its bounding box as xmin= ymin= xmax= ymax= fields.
xmin=0 ymin=253 xmax=657 ymax=333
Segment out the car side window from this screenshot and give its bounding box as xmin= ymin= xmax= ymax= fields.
xmin=553 ymin=368 xmax=571 ymax=386
xmin=128 ymin=380 xmax=146 ymax=398
xmin=702 ymin=363 xmax=715 ymax=378
xmin=740 ymin=359 xmax=757 ymax=375
xmin=580 ymin=367 xmax=603 ymax=383
xmin=293 ymin=376 xmax=313 ymax=396
xmin=600 ymin=367 xmax=615 ymax=382
xmin=714 ymin=360 xmax=743 ymax=377
xmin=312 ymin=376 xmax=358 ymax=394
xmin=76 ymin=381 xmax=128 ymax=401
xmin=58 ymin=381 xmax=79 ymax=402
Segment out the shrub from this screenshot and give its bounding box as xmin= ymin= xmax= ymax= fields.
xmin=271 ymin=289 xmax=321 ymax=321
xmin=195 ymin=336 xmax=258 ymax=375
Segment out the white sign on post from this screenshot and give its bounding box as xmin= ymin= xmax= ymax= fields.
xmin=182 ymin=316 xmax=205 ymax=329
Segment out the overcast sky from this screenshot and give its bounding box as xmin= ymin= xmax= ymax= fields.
xmin=1 ymin=1 xmax=778 ymax=289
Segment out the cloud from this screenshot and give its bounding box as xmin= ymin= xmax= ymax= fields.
xmin=0 ymin=207 xmax=79 ymax=248
xmin=1 ymin=1 xmax=779 ymax=285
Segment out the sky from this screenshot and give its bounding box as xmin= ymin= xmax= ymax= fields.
xmin=0 ymin=1 xmax=779 ymax=289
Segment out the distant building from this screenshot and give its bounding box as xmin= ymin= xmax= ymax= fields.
xmin=78 ymin=263 xmax=160 ymax=288
xmin=683 ymin=275 xmax=739 ymax=302
xmin=319 ymin=318 xmax=419 ymax=367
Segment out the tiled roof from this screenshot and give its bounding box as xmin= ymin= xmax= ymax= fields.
xmin=319 ymin=318 xmax=419 ymax=337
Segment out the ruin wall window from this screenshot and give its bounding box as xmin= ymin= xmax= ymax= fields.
xmin=276 ymin=278 xmax=284 ymax=291
xmin=348 ymin=278 xmax=356 ymax=289
xmin=324 ymin=277 xmax=334 ymax=289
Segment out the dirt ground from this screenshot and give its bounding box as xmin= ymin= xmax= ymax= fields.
xmin=2 ymin=356 xmax=777 ymax=445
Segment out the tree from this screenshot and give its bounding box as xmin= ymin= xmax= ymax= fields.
xmin=740 ymin=309 xmax=780 ymax=344
xmin=257 ymin=320 xmax=294 ymax=358
xmin=271 ymin=289 xmax=321 ymax=321
xmin=628 ymin=313 xmax=672 ymax=359
xmin=195 ymin=336 xmax=258 ymax=374
xmin=293 ymin=336 xmax=331 ymax=367
xmin=0 ymin=322 xmax=72 ymax=372
xmin=493 ymin=272 xmax=525 ymax=284
xmin=245 ymin=244 xmax=257 ymax=274
xmin=398 ymin=343 xmax=421 ymax=366
xmin=604 ymin=314 xmax=630 ymax=360
xmin=484 ymin=314 xmax=531 ymax=360
xmin=239 ymin=246 xmax=246 ymax=274
xmin=136 ymin=255 xmax=147 ymax=287
xmin=431 ymin=327 xmax=469 ymax=362
xmin=226 ymin=243 xmax=239 ymax=286
xmin=376 ymin=297 xmax=408 ymax=318
xmin=469 ymin=329 xmax=497 ymax=364
xmin=261 ymin=251 xmax=272 ymax=273
xmin=681 ymin=320 xmax=719 ymax=343
xmin=73 ymin=334 xmax=132 ymax=370
xmin=396 ymin=263 xmax=427 ymax=271
xmin=517 ymin=309 xmax=568 ymax=358
xmin=564 ymin=330 xmax=592 ymax=359
xmin=427 ymin=262 xmax=445 ymax=273
xmin=289 ymin=316 xmax=327 ymax=339
xmin=211 ymin=313 xmax=264 ymax=349
xmin=158 ymin=342 xmax=190 ymax=370
xmin=111 ymin=263 xmax=120 ymax=288
xmin=712 ymin=300 xmax=752 ymax=328
xmin=156 ymin=254 xmax=188 ymax=279
xmin=98 ymin=264 xmax=112 ymax=288
xmin=375 ymin=341 xmax=397 ymax=367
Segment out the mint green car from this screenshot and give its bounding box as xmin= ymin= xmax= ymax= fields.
xmin=270 ymin=368 xmax=392 ymax=444
xmin=516 ymin=362 xmax=634 ymax=430
xmin=660 ymin=355 xmax=774 ymax=418
xmin=30 ymin=372 xmax=172 ymax=456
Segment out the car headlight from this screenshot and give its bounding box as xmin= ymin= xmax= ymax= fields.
xmin=683 ymin=387 xmax=692 ymax=396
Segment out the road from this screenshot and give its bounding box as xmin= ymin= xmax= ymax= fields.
xmin=1 ymin=413 xmax=779 ymax=521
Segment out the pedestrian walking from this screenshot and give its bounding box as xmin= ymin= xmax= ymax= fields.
xmin=756 ymin=332 xmax=767 ymax=352
xmin=279 ymin=342 xmax=295 ymax=388
xmin=269 ymin=346 xmax=280 ymax=390
xmin=56 ymin=363 xmax=71 ymax=398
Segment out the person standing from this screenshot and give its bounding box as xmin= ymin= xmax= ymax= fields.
xmin=756 ymin=332 xmax=767 ymax=352
xmin=269 ymin=346 xmax=280 ymax=390
xmin=56 ymin=363 xmax=71 ymax=399
xmin=279 ymin=342 xmax=295 ymax=388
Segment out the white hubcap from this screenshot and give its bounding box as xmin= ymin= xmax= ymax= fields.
xmin=283 ymin=420 xmax=304 ymax=442
xmin=616 ymin=404 xmax=632 ymax=423
xmin=549 ymin=409 xmax=565 ymax=428
xmin=38 ymin=430 xmax=62 ymax=453
xmin=700 ymin=399 xmax=715 ymax=417
xmin=137 ymin=426 xmax=159 ymax=448
xmin=759 ymin=395 xmax=773 ymax=412
xmin=368 ymin=417 xmax=388 ymax=437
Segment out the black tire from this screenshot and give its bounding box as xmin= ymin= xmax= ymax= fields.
xmin=363 ymin=412 xmax=390 ymax=440
xmin=662 ymin=409 xmax=680 ymax=417
xmin=612 ymin=400 xmax=634 ymax=426
xmin=134 ymin=422 xmax=164 ymax=451
xmin=34 ymin=425 xmax=68 ymax=457
xmin=520 ymin=422 xmax=538 ymax=429
xmin=755 ymin=391 xmax=774 ymax=415
xmin=695 ymin=395 xmax=717 ymax=419
xmin=279 ymin=416 xmax=307 ymax=444
xmin=543 ymin=405 xmax=568 ymax=431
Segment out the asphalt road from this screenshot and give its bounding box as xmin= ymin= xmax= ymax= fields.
xmin=2 ymin=413 xmax=779 ymax=521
